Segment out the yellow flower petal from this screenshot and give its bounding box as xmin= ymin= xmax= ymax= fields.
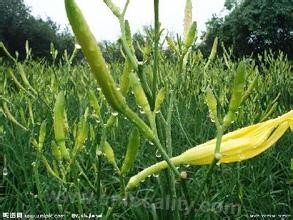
xmin=126 ymin=110 xmax=292 ymax=190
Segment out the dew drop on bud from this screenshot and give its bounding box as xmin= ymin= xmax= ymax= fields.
xmin=2 ymin=167 xmax=8 ymax=176
xmin=155 ymin=150 xmax=161 ymax=158
xmin=148 ymin=141 xmax=154 ymax=146
xmin=111 ymin=111 xmax=118 ymax=116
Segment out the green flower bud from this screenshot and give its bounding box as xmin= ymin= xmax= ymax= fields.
xmin=51 ymin=141 xmax=62 ymax=161
xmin=154 ymin=88 xmax=167 ymax=113
xmin=184 ymin=22 xmax=197 ymax=49
xmin=120 ymin=128 xmax=140 ymax=175
xmin=204 ymin=37 xmax=218 ymax=69
xmin=38 ymin=120 xmax=47 ymax=150
xmin=53 ymin=92 xmax=66 ymax=147
xmin=75 ymin=114 xmax=88 ymax=151
xmin=65 ymin=0 xmax=127 ymax=113
xmin=105 ymin=115 xmax=118 ymax=128
xmin=125 ymin=20 xmax=135 ymax=54
xmin=130 ymin=73 xmax=151 ymax=115
xmin=60 ymin=145 xmax=71 ymax=161
xmin=17 ymin=64 xmax=37 ymax=95
xmin=88 ymin=90 xmax=101 ymax=117
xmin=183 ymin=0 xmax=193 ymax=38
xmin=166 ymin=37 xmax=178 ymax=54
xmin=223 ymin=62 xmax=246 ymax=127
xmin=103 ymin=141 xmax=118 ymax=170
xmin=2 ymin=102 xmax=27 ymax=131
xmin=120 ymin=60 xmax=132 ymax=96
xmin=205 ymin=88 xmax=218 ymax=123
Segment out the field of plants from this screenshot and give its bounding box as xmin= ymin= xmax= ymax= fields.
xmin=1 ymin=0 xmax=292 ymax=219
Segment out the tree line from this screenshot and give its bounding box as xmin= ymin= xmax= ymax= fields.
xmin=0 ymin=0 xmax=292 ymax=62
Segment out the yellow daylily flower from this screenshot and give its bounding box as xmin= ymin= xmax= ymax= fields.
xmin=126 ymin=110 xmax=293 ymax=190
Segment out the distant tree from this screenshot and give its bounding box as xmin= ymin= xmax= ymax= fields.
xmin=0 ymin=0 xmax=74 ymax=60
xmin=200 ymin=0 xmax=293 ymax=59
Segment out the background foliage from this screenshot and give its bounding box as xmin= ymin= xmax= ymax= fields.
xmin=199 ymin=0 xmax=293 ymax=59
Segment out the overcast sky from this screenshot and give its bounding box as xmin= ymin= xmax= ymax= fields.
xmin=23 ymin=0 xmax=226 ymax=42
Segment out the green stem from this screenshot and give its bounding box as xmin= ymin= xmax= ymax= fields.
xmin=120 ymin=176 xmax=126 ymax=197
xmin=77 ymin=162 xmax=97 ymax=193
xmin=119 ymin=17 xmax=138 ymax=71
xmin=196 ymin=126 xmax=224 ymax=199
xmin=152 ymin=0 xmax=160 ymax=110
xmin=149 ymin=112 xmax=180 ymax=182
xmin=126 ymin=155 xmax=183 ymax=190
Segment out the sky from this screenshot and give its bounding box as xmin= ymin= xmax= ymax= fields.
xmin=23 ymin=0 xmax=226 ymax=42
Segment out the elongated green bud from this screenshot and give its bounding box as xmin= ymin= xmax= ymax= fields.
xmin=17 ymin=64 xmax=37 ymax=95
xmin=2 ymin=102 xmax=27 ymax=131
xmin=88 ymin=90 xmax=101 ymax=117
xmin=205 ymin=88 xmax=218 ymax=123
xmin=124 ymin=20 xmax=135 ymax=54
xmin=241 ymin=74 xmax=258 ymax=103
xmin=154 ymin=88 xmax=166 ymax=113
xmin=53 ymin=92 xmax=66 ymax=147
xmin=166 ymin=37 xmax=178 ymax=54
xmin=0 ymin=42 xmax=17 ymax=62
xmin=120 ymin=128 xmax=140 ymax=175
xmin=51 ymin=141 xmax=62 ymax=161
xmin=184 ymin=0 xmax=193 ymax=38
xmin=28 ymin=100 xmax=34 ymax=125
xmin=130 ymin=73 xmax=151 ymax=116
xmin=38 ymin=120 xmax=47 ymax=150
xmin=65 ymin=0 xmax=127 ymax=113
xmin=8 ymin=68 xmax=30 ymax=95
xmin=105 ymin=115 xmax=118 ymax=128
xmin=31 ymin=138 xmax=39 ymax=152
xmin=60 ymin=145 xmax=71 ymax=161
xmin=103 ymin=141 xmax=119 ymax=170
xmin=41 ymin=156 xmax=65 ymax=183
xmin=223 ymin=62 xmax=246 ymax=127
xmin=184 ymin=22 xmax=197 ymax=49
xmin=204 ymin=37 xmax=218 ymax=69
xmin=120 ymin=60 xmax=132 ymax=96
xmin=103 ymin=0 xmax=121 ymax=17
xmin=52 ymin=160 xmax=60 ymax=177
xmin=74 ymin=113 xmax=88 ymax=150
